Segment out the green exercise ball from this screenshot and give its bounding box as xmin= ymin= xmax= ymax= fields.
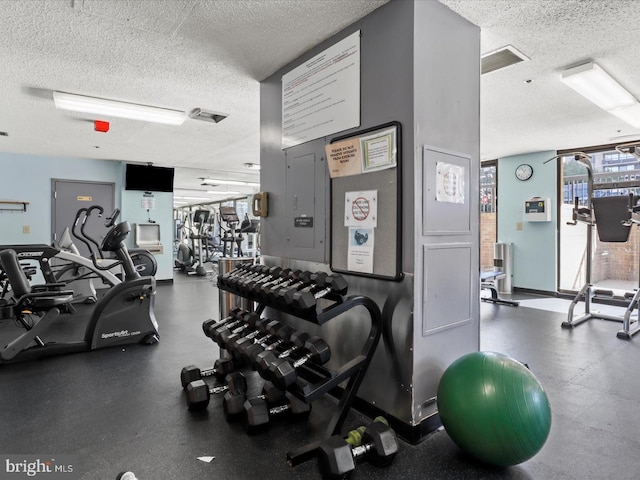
xmin=437 ymin=351 xmax=551 ymax=467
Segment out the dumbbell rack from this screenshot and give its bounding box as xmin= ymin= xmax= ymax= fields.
xmin=217 ymin=275 xmax=382 ymax=466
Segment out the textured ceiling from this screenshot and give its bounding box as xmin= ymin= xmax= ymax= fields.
xmin=0 ymin=0 xmax=388 ymax=200
xmin=1 ymin=0 xmax=640 ymax=202
xmin=439 ymin=0 xmax=640 ymax=159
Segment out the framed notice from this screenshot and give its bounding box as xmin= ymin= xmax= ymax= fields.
xmin=329 ymin=122 xmax=402 ymax=281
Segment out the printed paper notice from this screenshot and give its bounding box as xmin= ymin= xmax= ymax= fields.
xmin=344 ymin=190 xmax=377 ymax=228
xmin=360 ymin=127 xmax=397 ymax=172
xmin=325 ymin=137 xmax=362 ymax=178
xmin=436 ymin=162 xmax=465 ymax=204
xmin=348 ymin=227 xmax=374 ymax=274
xmin=282 ymin=31 xmax=360 ymax=148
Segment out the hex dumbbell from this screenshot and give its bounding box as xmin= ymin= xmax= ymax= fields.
xmin=276 ymin=272 xmax=320 ymax=305
xmin=185 ymin=371 xmax=247 ymax=411
xmin=241 ymin=320 xmax=285 ymax=363
xmin=292 ymin=274 xmax=348 ymax=310
xmin=259 ymin=269 xmax=307 ymax=301
xmin=225 ymin=317 xmax=272 ymax=357
xmin=251 ymin=325 xmax=297 ymax=377
xmin=244 ymin=322 xmax=295 ymax=369
xmin=254 ymin=330 xmax=308 ymax=381
xmin=222 ymin=381 xmax=287 ymax=421
xmin=254 ymin=268 xmax=296 ymax=300
xmin=208 ymin=311 xmax=260 ymax=344
xmin=318 ymin=421 xmax=399 ymax=479
xmin=226 ymin=265 xmax=270 ymax=289
xmin=243 ymin=392 xmax=311 ymax=434
xmin=217 ymin=313 xmax=264 ymax=353
xmin=270 ymin=336 xmax=331 ymax=389
xmin=218 ymin=264 xmax=260 ymax=287
xmin=202 ymin=307 xmax=243 ymax=338
xmin=237 ymin=266 xmax=283 ymax=294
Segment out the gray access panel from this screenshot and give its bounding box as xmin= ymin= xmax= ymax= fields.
xmin=281 ymin=143 xmax=328 ymax=262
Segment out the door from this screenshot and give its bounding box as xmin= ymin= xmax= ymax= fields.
xmin=52 ymin=180 xmax=115 ymax=258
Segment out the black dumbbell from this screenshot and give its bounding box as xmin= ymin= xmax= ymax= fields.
xmin=217 ymin=312 xmax=263 ymax=352
xmin=270 ymin=336 xmax=331 ymax=389
xmin=180 ymin=362 xmax=232 ymax=388
xmin=208 ymin=311 xmax=260 ymax=344
xmin=218 ymin=264 xmax=261 ymax=287
xmin=234 ymin=318 xmax=282 ymax=362
xmin=219 ymin=265 xmax=264 ymax=288
xmin=241 ymin=320 xmax=284 ymax=362
xmin=272 ymin=331 xmax=310 ymax=359
xmin=253 ymin=327 xmax=311 ymax=380
xmin=222 ymin=381 xmax=287 ymax=421
xmin=181 ymin=354 xmax=240 ymax=387
xmin=254 ymin=328 xmax=305 ymax=380
xmin=276 ymin=271 xmax=319 ymax=305
xmin=217 ymin=263 xmax=252 ymax=283
xmin=243 ymin=392 xmax=311 ymax=434
xmin=185 ymin=372 xmax=247 ymax=411
xmin=254 ymin=268 xmax=295 ymax=299
xmin=257 ymin=269 xmax=305 ymax=300
xmin=226 ymin=265 xmax=270 ymax=289
xmin=225 ymin=317 xmax=272 ymax=357
xmin=292 ymin=274 xmax=348 ymax=310
xmin=236 ymin=266 xmax=282 ymax=294
xmin=245 ymin=322 xmax=295 ymax=369
xmin=202 ymin=307 xmax=244 ymax=338
xmin=264 ymin=271 xmax=311 ymax=304
xmin=318 ymin=421 xmax=399 ymax=479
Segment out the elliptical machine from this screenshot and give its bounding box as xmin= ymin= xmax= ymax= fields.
xmin=52 ymin=206 xmax=157 ymax=302
xmin=0 ymin=209 xmax=159 ymax=363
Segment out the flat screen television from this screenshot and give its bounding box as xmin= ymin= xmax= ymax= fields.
xmin=125 ymin=164 xmax=174 ymax=192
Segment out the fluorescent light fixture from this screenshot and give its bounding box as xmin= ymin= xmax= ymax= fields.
xmin=609 ymin=103 xmax=640 ymax=129
xmin=561 ymin=62 xmax=636 ymax=111
xmin=53 ymin=91 xmax=186 ymax=125
xmin=206 ymin=190 xmax=241 ymax=195
xmin=174 ymin=196 xmax=211 ymax=201
xmin=200 ymin=178 xmax=260 ymax=187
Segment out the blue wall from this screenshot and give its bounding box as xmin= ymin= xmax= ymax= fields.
xmin=497 ymin=151 xmax=557 ymax=291
xmin=122 ymin=189 xmax=173 ymax=280
xmin=0 ymin=152 xmax=173 ymax=280
xmin=0 ymin=152 xmax=122 ymax=244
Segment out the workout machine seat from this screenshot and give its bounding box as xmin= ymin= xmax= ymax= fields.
xmin=0 ymin=249 xmax=74 ymax=310
xmin=592 ymin=196 xmax=632 ymax=242
xmin=480 ymin=270 xmax=519 ymax=307
xmin=0 ymin=249 xmax=75 ymax=361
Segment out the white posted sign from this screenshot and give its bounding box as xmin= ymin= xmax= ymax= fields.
xmin=282 ymin=30 xmax=360 ymax=148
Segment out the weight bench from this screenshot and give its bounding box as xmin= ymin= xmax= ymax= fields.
xmin=481 ymin=270 xmax=519 ymax=306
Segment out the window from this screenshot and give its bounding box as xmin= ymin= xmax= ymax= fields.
xmin=480 ymin=161 xmax=497 ymax=271
xmin=559 ymin=148 xmax=640 ymax=293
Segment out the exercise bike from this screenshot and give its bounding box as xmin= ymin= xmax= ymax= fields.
xmin=0 ymin=207 xmax=157 ymax=305
xmin=0 ymin=212 xmax=159 ymax=364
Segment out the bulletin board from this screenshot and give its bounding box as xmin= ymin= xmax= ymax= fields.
xmin=327 ymin=122 xmax=402 ymax=281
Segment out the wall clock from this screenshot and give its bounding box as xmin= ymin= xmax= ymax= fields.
xmin=515 ymin=163 xmax=533 ymax=181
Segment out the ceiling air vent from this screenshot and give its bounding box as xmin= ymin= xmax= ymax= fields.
xmin=481 ymin=45 xmax=529 ymax=75
xmin=189 ymin=108 xmax=228 ymax=124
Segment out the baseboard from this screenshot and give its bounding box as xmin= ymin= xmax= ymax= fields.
xmin=513 ymin=287 xmax=558 ymax=297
